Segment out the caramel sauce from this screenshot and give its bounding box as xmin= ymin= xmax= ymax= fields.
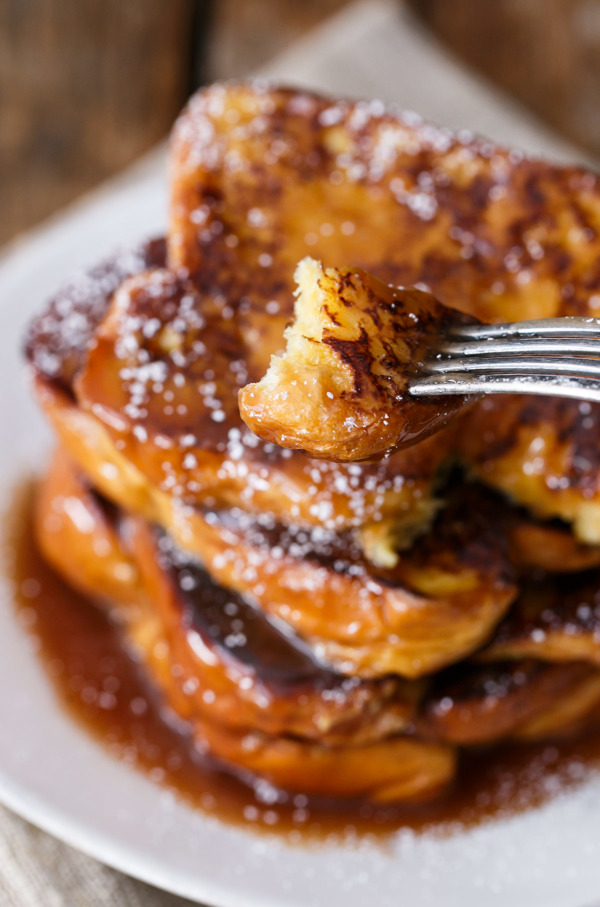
xmin=6 ymin=482 xmax=600 ymax=844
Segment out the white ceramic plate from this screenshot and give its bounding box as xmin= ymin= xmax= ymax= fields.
xmin=2 ymin=156 xmax=600 ymax=907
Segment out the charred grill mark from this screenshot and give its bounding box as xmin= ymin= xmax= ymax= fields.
xmin=321 ymin=304 xmax=342 ymax=328
xmin=321 ymin=284 xmax=444 ymax=408
xmin=324 ymin=332 xmax=372 ymax=399
xmin=336 ymin=273 xmax=355 ymax=295
xmin=362 ymin=284 xmax=385 ymax=331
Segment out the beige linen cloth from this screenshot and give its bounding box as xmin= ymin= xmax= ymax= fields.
xmin=0 ymin=1 xmax=593 ymax=904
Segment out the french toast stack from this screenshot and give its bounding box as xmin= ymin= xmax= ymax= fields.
xmin=25 ymin=83 xmax=600 ymax=805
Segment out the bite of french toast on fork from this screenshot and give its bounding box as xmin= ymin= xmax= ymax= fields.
xmin=238 ymin=257 xmax=473 ymax=461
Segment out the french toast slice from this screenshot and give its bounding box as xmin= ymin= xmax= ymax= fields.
xmin=460 ymin=395 xmax=600 ymax=546
xmin=239 ymin=258 xmax=472 ymax=460
xmin=189 ymin=720 xmax=455 ymax=804
xmin=37 ymin=450 xmax=422 ymax=745
xmin=170 ymin=83 xmax=600 ymax=329
xmin=26 ymin=248 xmax=448 ymax=542
xmin=419 ymin=660 xmax=600 ymax=744
xmin=37 ymin=450 xmax=455 ymax=803
xmin=34 ymin=447 xmax=144 ymax=614
xmin=39 ymin=378 xmax=600 ymax=682
xmin=480 ymin=574 xmax=600 ymax=666
xmin=170 ymin=82 xmax=600 ymax=533
xmin=37 ymin=452 xmax=600 ymax=800
xmin=28 ymin=83 xmax=600 ymax=543
xmin=24 ymin=239 xmax=167 ymax=395
xmin=36 ymin=386 xmax=517 ymax=679
xmin=76 ymin=265 xmax=450 ymax=535
xmin=505 ymin=514 xmax=600 ymax=574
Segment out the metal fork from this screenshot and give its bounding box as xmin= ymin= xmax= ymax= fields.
xmin=409 ymin=317 xmax=600 ymax=403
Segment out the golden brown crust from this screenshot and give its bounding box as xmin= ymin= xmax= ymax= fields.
xmin=169 ymin=83 xmax=600 ymax=329
xmin=460 ymin=395 xmax=600 ymax=545
xmin=36 ymin=382 xmax=518 ymax=679
xmin=34 ymin=448 xmax=144 ymax=614
xmin=419 ymin=660 xmax=600 ymax=745
xmin=36 ymin=450 xmax=455 ymax=803
xmin=514 ymin=671 xmax=600 ymax=741
xmin=481 ymin=573 xmax=600 ymax=666
xmin=37 ymin=449 xmax=424 ymax=746
xmin=190 ymin=720 xmax=456 ymax=804
xmin=238 ymin=258 xmax=472 ymax=460
xmin=70 ymin=266 xmax=447 ymax=536
xmin=505 ymin=514 xmax=600 ymax=574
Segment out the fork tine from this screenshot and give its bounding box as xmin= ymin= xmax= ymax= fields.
xmin=438 ymin=337 xmax=600 ymax=357
xmin=413 ymin=315 xmax=600 ymax=404
xmin=409 ymin=373 xmax=600 ymax=403
xmin=425 ymin=355 xmax=600 ymax=378
xmin=449 ymin=316 xmax=600 ymax=340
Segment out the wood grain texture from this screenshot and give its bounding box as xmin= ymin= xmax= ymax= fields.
xmin=407 ymin=0 xmax=600 ymax=158
xmin=0 ymin=0 xmax=198 ymax=245
xmin=0 ymin=0 xmax=352 ymax=246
